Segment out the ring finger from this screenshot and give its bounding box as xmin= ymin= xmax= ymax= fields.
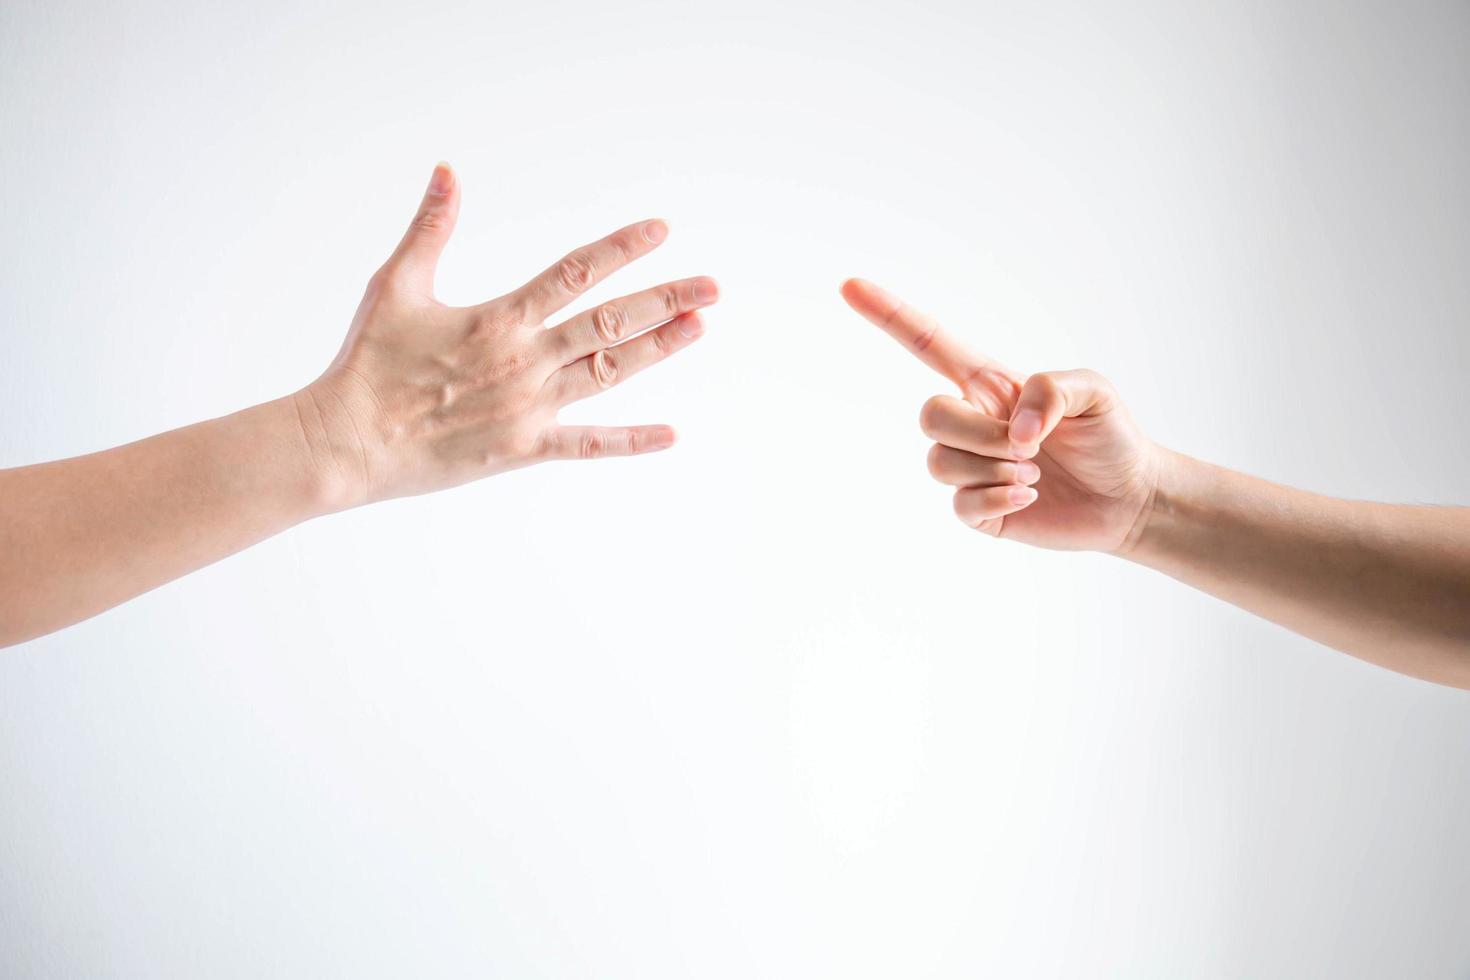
xmin=549 ymin=311 xmax=706 ymax=405
xmin=918 ymin=395 xmax=1014 ymax=458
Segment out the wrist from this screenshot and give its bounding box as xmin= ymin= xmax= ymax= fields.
xmin=1112 ymin=447 xmax=1203 ymax=564
xmin=276 ymin=386 xmax=375 ymax=515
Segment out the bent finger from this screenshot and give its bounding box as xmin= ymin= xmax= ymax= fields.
xmin=953 ymin=484 xmax=1037 ymax=528
xmin=918 ymin=395 xmax=1015 ymax=458
xmin=928 ymin=444 xmax=1041 ymax=488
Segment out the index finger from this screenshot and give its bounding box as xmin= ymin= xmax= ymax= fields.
xmin=840 ymin=277 xmax=1014 ymax=395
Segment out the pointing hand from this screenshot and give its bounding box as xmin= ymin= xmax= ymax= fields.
xmin=841 ymin=278 xmax=1158 ymax=552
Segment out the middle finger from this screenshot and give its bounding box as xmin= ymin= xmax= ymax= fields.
xmin=918 ymin=395 xmax=1016 ymax=458
xmin=547 ymin=277 xmax=719 ymax=362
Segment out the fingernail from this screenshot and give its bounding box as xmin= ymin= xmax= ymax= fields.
xmin=1017 ymin=460 xmax=1041 ymax=484
xmin=428 ymin=162 xmax=453 ymax=195
xmin=643 ymin=220 xmax=668 ymax=244
xmin=1010 ymin=408 xmax=1043 ymax=445
xmin=1009 ymin=485 xmax=1038 ymax=506
xmin=652 ymin=426 xmax=676 ymax=448
xmin=676 ymin=313 xmax=703 ymax=338
xmin=694 ymin=278 xmax=719 ymax=304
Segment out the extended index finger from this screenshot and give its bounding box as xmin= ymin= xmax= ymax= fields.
xmin=840 ymin=278 xmax=1020 ymax=405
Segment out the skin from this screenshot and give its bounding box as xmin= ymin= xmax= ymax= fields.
xmin=0 ymin=164 xmax=718 ymax=647
xmin=841 ymin=277 xmax=1470 ymax=690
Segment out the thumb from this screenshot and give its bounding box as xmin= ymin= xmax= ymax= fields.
xmin=1008 ymin=369 xmax=1116 ymax=459
xmin=383 ymin=162 xmax=460 ymax=295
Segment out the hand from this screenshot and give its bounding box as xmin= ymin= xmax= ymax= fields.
xmin=841 ymin=279 xmax=1160 ymax=553
xmin=294 ymin=163 xmax=719 ymax=508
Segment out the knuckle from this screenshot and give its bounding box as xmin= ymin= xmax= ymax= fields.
xmin=364 ymin=266 xmax=412 ymax=307
xmin=502 ymin=292 xmax=536 ymax=325
xmin=470 ymin=305 xmax=511 ymax=337
xmin=661 ymin=286 xmax=681 ymax=314
xmin=1030 ymin=372 xmax=1063 ymax=399
xmin=515 ymin=296 xmax=546 ymax=327
xmin=363 ymin=269 xmax=395 ymax=305
xmin=592 ymin=303 xmax=627 ymax=344
xmin=1076 ymin=368 xmax=1114 ymax=398
xmin=579 ymin=431 xmax=607 ymax=459
xmin=413 ymin=206 xmax=449 ymax=235
xmin=491 ymin=347 xmax=535 ymax=381
xmin=556 ymin=251 xmax=597 ymax=293
xmin=591 ymin=350 xmax=618 ymax=389
xmin=912 ymin=321 xmax=938 ymax=353
xmin=506 ymin=427 xmax=543 ymax=460
xmin=432 ymin=381 xmax=457 ymax=413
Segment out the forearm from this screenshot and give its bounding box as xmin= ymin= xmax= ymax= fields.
xmin=1123 ymin=451 xmax=1470 ymax=688
xmin=0 ymin=396 xmax=343 ymax=647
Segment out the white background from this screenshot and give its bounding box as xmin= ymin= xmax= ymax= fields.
xmin=3 ymin=0 xmax=1469 ymax=976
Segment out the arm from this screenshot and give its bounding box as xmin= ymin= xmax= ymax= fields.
xmin=840 ymin=278 xmax=1470 ymax=689
xmin=0 ymin=164 xmax=720 ymax=647
xmin=1127 ymin=453 xmax=1470 ymax=686
xmin=0 ymin=399 xmax=336 ymax=647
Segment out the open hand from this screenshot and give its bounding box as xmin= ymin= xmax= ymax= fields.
xmin=295 ymin=163 xmax=719 ymax=508
xmin=841 ymin=279 xmax=1158 ymax=553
